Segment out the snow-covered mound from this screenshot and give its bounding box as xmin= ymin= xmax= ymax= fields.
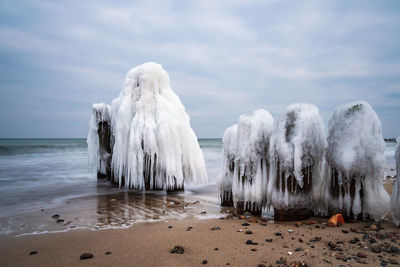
xmin=326 ymin=101 xmax=389 ymax=221
xmin=268 ymin=103 xmax=326 ymax=213
xmin=391 ymin=136 xmax=400 ymax=226
xmin=217 ymin=124 xmax=237 ymax=206
xmin=88 ymin=62 xmax=207 ymax=190
xmin=87 ymin=103 xmax=112 ymax=177
xmin=232 ymin=109 xmax=274 ymax=211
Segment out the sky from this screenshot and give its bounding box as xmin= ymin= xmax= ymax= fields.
xmin=0 ymin=0 xmax=399 ymax=138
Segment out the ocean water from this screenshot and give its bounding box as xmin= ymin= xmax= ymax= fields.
xmin=0 ymin=138 xmax=225 ymax=236
xmin=0 ymin=138 xmax=396 ymax=236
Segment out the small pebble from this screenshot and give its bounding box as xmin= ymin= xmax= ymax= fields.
xmin=80 ymin=253 xmax=93 ymax=260
xmin=29 ymin=251 xmax=38 ymax=255
xmin=202 ymin=259 xmax=208 ymax=264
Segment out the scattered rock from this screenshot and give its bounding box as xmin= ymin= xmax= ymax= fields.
xmin=186 ymin=227 xmax=192 ymax=231
xmin=275 ymin=232 xmax=282 ymax=236
xmin=371 ymin=243 xmax=381 ymax=253
xmin=51 ymin=214 xmax=59 ymax=219
xmin=357 ymin=252 xmax=367 ymax=258
xmin=258 ymin=264 xmax=266 ymax=267
xmin=388 ymin=258 xmax=399 ymax=264
xmin=289 ymin=260 xmax=308 ymax=267
xmin=387 ymin=246 xmax=400 ymax=254
xmin=242 ymin=223 xmax=250 ymax=226
xmin=288 ymin=229 xmax=293 ymax=234
xmin=245 ymin=230 xmax=253 ymax=235
xmin=265 ymin=238 xmax=273 ymax=242
xmin=105 ymin=251 xmax=111 ymax=255
xmin=237 ymin=229 xmax=243 ymax=232
xmin=200 ymin=211 xmax=207 ymax=215
xmin=298 ymin=238 xmax=303 ymax=243
xmin=170 ymin=246 xmax=184 ymax=254
xmin=214 ymin=248 xmax=218 ymax=250
xmin=309 ymin=236 xmax=321 ymax=242
xmin=56 ymin=219 xmax=64 ymax=224
xmin=350 ymin=227 xmax=358 ymax=233
xmin=341 ymin=230 xmax=349 ymax=234
xmin=211 ymin=226 xmax=221 ymax=231
xmin=168 ymin=225 xmax=173 ymax=229
xmin=370 ymin=224 xmax=378 ymax=231
xmin=80 ymin=253 xmax=93 ymax=260
xmin=246 ymin=240 xmax=258 ymax=245
xmin=349 ymin=237 xmax=360 ymax=244
xmin=295 ymin=247 xmax=304 ymax=252
xmin=202 ymin=260 xmax=208 ymax=264
xmin=251 ymin=248 xmax=257 ymax=251
xmin=276 ymin=257 xmax=287 ymax=265
xmin=29 ymin=251 xmax=37 ymax=255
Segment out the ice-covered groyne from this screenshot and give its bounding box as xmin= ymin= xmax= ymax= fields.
xmin=391 ymin=136 xmax=400 ymax=226
xmin=88 ymin=62 xmax=207 ymax=191
xmin=88 ymin=103 xmax=113 ymax=179
xmin=268 ymin=103 xmax=326 ymax=220
xmin=231 ymin=109 xmax=274 ymax=214
xmin=217 ymin=124 xmax=237 ymax=207
xmin=326 ymin=101 xmax=389 ymax=221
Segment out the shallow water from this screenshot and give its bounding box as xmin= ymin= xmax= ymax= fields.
xmin=0 ymin=138 xmax=396 ymax=236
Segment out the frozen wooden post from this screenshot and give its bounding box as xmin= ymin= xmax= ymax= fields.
xmin=269 ymin=104 xmax=326 ymax=221
xmin=326 ymin=101 xmax=389 ymax=221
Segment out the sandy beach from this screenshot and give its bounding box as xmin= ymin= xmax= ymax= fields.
xmin=1 ymin=214 xmax=400 ymax=267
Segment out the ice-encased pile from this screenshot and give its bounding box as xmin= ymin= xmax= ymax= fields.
xmin=268 ymin=104 xmax=326 ymax=215
xmin=232 ymin=109 xmax=274 ymax=212
xmin=326 ymin=101 xmax=389 ymax=221
xmin=217 ymin=124 xmax=238 ymax=206
xmin=88 ymin=103 xmax=112 ymax=178
xmin=391 ymin=136 xmax=400 ymax=226
xmin=88 ymin=62 xmax=207 ymax=190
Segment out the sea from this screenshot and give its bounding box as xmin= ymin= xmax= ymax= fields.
xmin=0 ymin=138 xmax=397 ymax=236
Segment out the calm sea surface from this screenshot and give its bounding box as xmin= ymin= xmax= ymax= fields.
xmin=0 ymin=138 xmax=396 ymax=236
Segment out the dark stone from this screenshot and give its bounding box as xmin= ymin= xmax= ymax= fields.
xmin=242 ymin=223 xmax=250 ymax=226
xmin=105 ymin=251 xmax=111 ymax=255
xmin=170 ymin=245 xmax=184 ymax=254
xmin=245 ymin=230 xmax=253 ymax=235
xmin=52 ymin=214 xmax=59 ymax=219
xmin=186 ymin=226 xmax=193 ymax=231
xmin=214 ymin=248 xmax=218 ymax=250
xmin=211 ymin=226 xmax=221 ymax=231
xmin=387 ymin=246 xmax=400 ymax=254
xmin=275 ymin=232 xmax=282 ymax=236
xmin=357 ymin=252 xmax=367 ymax=258
xmin=369 ymin=238 xmax=377 ymax=243
xmin=342 ymin=230 xmax=349 ymax=234
xmin=202 ymin=260 xmax=208 ymax=264
xmin=258 ymin=264 xmax=266 ymax=267
xmin=246 ymin=240 xmax=253 ymax=245
xmin=168 ymin=225 xmax=173 ymax=228
xmin=80 ymin=253 xmax=93 ymax=260
xmin=349 ymin=237 xmax=360 ymax=244
xmin=56 ymin=219 xmax=64 ymax=224
xmin=29 ymin=251 xmax=38 ymax=255
xmin=371 ymin=243 xmax=381 ymax=253
xmin=276 ymin=257 xmax=287 ymax=265
xmin=309 ymin=236 xmax=321 ymax=242
xmin=265 ymin=239 xmax=272 ymax=242
xmin=251 ymin=248 xmax=257 ymax=251
xmin=295 ymin=247 xmax=304 ymax=252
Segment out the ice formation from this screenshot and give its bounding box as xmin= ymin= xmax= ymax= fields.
xmin=268 ymin=103 xmax=326 ymax=216
xmin=391 ymin=136 xmax=400 ymax=226
xmin=88 ymin=62 xmax=207 ymax=191
xmin=87 ymin=103 xmax=112 ymax=178
xmin=217 ymin=124 xmax=238 ymax=206
xmin=326 ymin=101 xmax=389 ymax=221
xmin=231 ymin=109 xmax=274 ymax=212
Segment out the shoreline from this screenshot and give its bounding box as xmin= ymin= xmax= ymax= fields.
xmin=1 ymin=217 xmax=400 ymax=266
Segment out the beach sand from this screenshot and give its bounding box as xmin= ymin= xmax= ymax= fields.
xmin=1 ymin=215 xmax=400 ymax=266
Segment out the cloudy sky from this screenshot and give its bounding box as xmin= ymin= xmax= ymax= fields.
xmin=0 ymin=0 xmax=399 ymax=138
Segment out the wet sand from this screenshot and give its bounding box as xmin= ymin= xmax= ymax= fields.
xmin=1 ymin=216 xmax=400 ymax=266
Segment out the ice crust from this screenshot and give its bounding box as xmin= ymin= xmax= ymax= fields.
xmin=217 ymin=124 xmax=237 ymax=202
xmin=87 ymin=103 xmax=111 ymax=175
xmin=231 ymin=109 xmax=274 ymax=210
xmin=326 ymin=101 xmax=389 ymax=221
xmin=268 ymin=103 xmax=326 ymax=211
xmin=88 ymin=62 xmax=207 ymax=190
xmin=391 ymin=136 xmax=400 ymax=226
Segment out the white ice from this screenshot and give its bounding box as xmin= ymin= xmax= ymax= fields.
xmin=87 ymin=103 xmax=111 ymax=175
xmin=326 ymin=101 xmax=389 ymax=221
xmin=391 ymin=136 xmax=400 ymax=226
xmin=217 ymin=124 xmax=237 ymax=202
xmin=268 ymin=103 xmax=326 ymax=212
xmin=231 ymin=109 xmax=274 ymax=211
xmin=88 ymin=62 xmax=207 ymax=190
